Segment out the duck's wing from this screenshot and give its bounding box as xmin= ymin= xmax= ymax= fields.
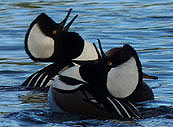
xmin=54 ymin=84 xmax=141 ymax=119
xmin=21 ymin=63 xmax=72 ymax=90
xmin=94 ymin=95 xmax=141 ymax=119
xmin=81 ymin=89 xmax=141 ymax=119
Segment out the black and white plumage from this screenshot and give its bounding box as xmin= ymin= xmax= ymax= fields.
xmin=48 ymin=40 xmax=143 ymax=119
xmin=22 ymin=62 xmax=72 ymax=90
xmin=23 ymin=9 xmax=157 ymax=91
xmin=22 ymin=39 xmax=157 ymax=118
xmin=25 ymin=9 xmax=98 ymax=63
xmin=22 ymin=9 xmax=99 ymax=89
xmin=48 ymin=81 xmax=141 ymax=118
xmin=105 ymin=47 xmax=157 ymax=102
xmin=22 ymin=9 xmax=158 ymax=118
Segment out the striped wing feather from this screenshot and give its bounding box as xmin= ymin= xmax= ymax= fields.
xmin=22 ymin=63 xmax=71 ymax=89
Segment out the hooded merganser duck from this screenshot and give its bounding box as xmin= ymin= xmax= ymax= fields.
xmin=25 ymin=8 xmax=98 ymax=63
xmin=47 ymin=39 xmax=157 ymax=118
xmin=105 ymin=47 xmax=157 ymax=102
xmin=22 ymin=9 xmax=99 ymax=89
xmin=48 ymin=40 xmax=141 ymax=118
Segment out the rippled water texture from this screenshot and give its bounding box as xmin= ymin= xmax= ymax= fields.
xmin=0 ymin=0 xmax=173 ymax=127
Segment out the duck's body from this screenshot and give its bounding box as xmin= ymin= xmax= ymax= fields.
xmin=46 ymin=42 xmax=155 ymax=119
xmin=48 ymin=80 xmax=141 ymax=118
xmin=48 ymin=79 xmax=153 ymax=118
xmin=48 ymin=82 xmax=112 ymax=117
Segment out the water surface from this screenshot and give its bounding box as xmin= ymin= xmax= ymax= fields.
xmin=0 ymin=0 xmax=173 ymax=126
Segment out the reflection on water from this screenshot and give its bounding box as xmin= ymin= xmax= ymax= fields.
xmin=0 ymin=0 xmax=173 ymax=127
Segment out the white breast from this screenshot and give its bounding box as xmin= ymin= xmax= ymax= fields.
xmin=59 ymin=65 xmax=86 ymax=83
xmin=107 ymin=57 xmax=139 ymax=98
xmin=28 ymin=24 xmax=54 ymax=59
xmin=52 ymin=65 xmax=86 ymax=90
xmin=52 ymin=77 xmax=83 ymax=91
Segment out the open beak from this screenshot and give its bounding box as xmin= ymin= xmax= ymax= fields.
xmin=58 ymin=8 xmax=78 ymax=32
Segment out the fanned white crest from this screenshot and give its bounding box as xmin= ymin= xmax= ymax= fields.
xmin=28 ymin=23 xmax=54 ymax=58
xmin=107 ymin=57 xmax=139 ymax=98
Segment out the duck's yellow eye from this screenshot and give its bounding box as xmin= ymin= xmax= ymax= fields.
xmin=107 ymin=61 xmax=112 ymax=66
xmin=52 ymin=30 xmax=57 ymax=35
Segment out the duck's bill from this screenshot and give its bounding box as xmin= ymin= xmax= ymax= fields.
xmin=143 ymin=73 xmax=158 ymax=80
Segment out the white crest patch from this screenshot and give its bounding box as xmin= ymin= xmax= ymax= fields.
xmin=107 ymin=57 xmax=139 ymax=98
xmin=52 ymin=77 xmax=83 ymax=91
xmin=73 ymin=40 xmax=98 ymax=61
xmin=28 ymin=24 xmax=54 ymax=59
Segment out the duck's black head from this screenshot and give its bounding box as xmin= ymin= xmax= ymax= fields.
xmin=78 ymin=40 xmax=143 ymax=99
xmin=105 ymin=44 xmax=144 ymax=99
xmin=25 ymin=9 xmax=84 ymax=63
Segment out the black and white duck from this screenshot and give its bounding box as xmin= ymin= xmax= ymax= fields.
xmin=25 ymin=8 xmax=98 ymax=63
xmin=47 ymin=39 xmax=157 ymax=119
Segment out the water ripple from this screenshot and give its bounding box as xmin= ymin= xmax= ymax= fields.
xmin=0 ymin=0 xmax=173 ymax=127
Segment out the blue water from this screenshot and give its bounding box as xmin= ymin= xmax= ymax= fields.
xmin=0 ymin=0 xmax=173 ymax=126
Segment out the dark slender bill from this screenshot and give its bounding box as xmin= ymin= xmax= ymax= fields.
xmin=97 ymin=39 xmax=106 ymax=59
xmin=60 ymin=8 xmax=73 ymax=27
xmin=64 ymin=14 xmax=78 ymax=31
xmin=93 ymin=43 xmax=101 ymax=59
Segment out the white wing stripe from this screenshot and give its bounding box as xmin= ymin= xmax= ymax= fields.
xmin=127 ymin=101 xmax=141 ymax=118
xmin=26 ymin=73 xmax=38 ymax=87
xmin=39 ymin=75 xmax=48 ymax=87
xmin=33 ymin=73 xmax=44 ymax=87
xmin=44 ymin=75 xmax=58 ymax=88
xmin=106 ymin=97 xmax=124 ymax=118
xmin=128 ymin=101 xmax=137 ymax=110
xmin=113 ymin=98 xmax=131 ymax=118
